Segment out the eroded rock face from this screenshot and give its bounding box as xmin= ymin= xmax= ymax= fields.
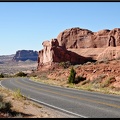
xmin=37 ymin=27 xmax=120 ymax=71
xmin=37 ymin=39 xmax=91 ymax=71
xmin=57 ymin=27 xmax=120 ymax=49
xmin=13 ymin=50 xmax=38 ymax=61
xmin=57 ymin=27 xmax=94 ymax=49
xmin=97 ymin=46 xmax=120 ymax=61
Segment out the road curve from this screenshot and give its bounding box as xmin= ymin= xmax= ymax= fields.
xmin=1 ymin=77 xmax=120 ymax=118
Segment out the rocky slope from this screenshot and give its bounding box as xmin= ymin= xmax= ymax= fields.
xmin=47 ymin=59 xmax=120 ymax=89
xmin=0 ymin=54 xmax=15 ymax=63
xmin=97 ymin=46 xmax=120 ymax=61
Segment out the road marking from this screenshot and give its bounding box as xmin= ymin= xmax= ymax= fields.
xmin=15 ymin=79 xmax=120 ymax=109
xmin=8 ymin=79 xmax=87 ymax=118
xmin=27 ymin=97 xmax=87 ymax=118
xmin=1 ymin=79 xmax=83 ymax=118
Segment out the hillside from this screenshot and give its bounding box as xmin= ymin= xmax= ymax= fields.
xmin=0 ymin=54 xmax=15 ymax=63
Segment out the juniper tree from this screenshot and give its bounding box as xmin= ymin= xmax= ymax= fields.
xmin=68 ymin=67 xmax=76 ymax=83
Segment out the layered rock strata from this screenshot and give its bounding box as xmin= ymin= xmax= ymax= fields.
xmin=37 ymin=27 xmax=120 ymax=71
xmin=37 ymin=39 xmax=91 ymax=71
xmin=57 ymin=28 xmax=120 ymax=49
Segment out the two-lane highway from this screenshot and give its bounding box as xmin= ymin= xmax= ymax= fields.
xmin=1 ymin=77 xmax=120 ymax=118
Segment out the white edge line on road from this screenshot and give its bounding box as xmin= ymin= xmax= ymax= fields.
xmin=0 ymin=79 xmax=12 ymax=91
xmin=0 ymin=79 xmax=88 ymax=118
xmin=0 ymin=80 xmax=6 ymax=89
xmin=26 ymin=96 xmax=88 ymax=118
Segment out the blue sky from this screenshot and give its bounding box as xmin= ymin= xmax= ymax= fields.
xmin=0 ymin=2 xmax=120 ymax=55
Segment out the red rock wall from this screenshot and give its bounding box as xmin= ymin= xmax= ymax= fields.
xmin=37 ymin=27 xmax=120 ymax=71
xmin=37 ymin=39 xmax=91 ymax=71
xmin=57 ymin=28 xmax=120 ymax=49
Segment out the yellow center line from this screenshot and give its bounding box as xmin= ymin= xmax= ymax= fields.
xmin=15 ymin=79 xmax=120 ymax=109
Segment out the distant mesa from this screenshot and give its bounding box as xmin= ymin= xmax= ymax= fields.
xmin=12 ymin=50 xmax=38 ymax=61
xmin=0 ymin=61 xmax=4 ymax=64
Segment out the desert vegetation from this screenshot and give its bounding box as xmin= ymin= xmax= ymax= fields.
xmin=68 ymin=67 xmax=76 ymax=84
xmin=0 ymin=91 xmax=24 ymax=118
xmin=0 ymin=95 xmax=12 ymax=113
xmin=0 ymin=73 xmax=4 ymax=78
xmin=15 ymin=72 xmax=27 ymax=77
xmin=29 ymin=59 xmax=120 ymax=95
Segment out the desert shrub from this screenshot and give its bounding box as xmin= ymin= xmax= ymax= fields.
xmin=38 ymin=72 xmax=49 ymax=80
xmin=101 ymin=76 xmax=116 ymax=88
xmin=91 ymin=74 xmax=106 ymax=84
xmin=0 ymin=95 xmax=12 ymax=113
xmin=13 ymin=89 xmax=24 ymax=100
xmin=84 ymin=61 xmax=92 ymax=65
xmin=0 ymin=73 xmax=4 ymax=78
xmin=32 ymin=74 xmax=37 ymax=77
xmin=74 ymin=64 xmax=82 ymax=69
xmin=59 ymin=61 xmax=71 ymax=69
xmin=15 ymin=71 xmax=27 ymax=77
xmin=68 ymin=67 xmax=76 ymax=83
xmin=75 ymin=76 xmax=86 ymax=84
xmin=99 ymin=58 xmax=109 ymax=64
xmin=0 ymin=95 xmax=24 ymax=117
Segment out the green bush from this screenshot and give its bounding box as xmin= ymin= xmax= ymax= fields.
xmin=15 ymin=72 xmax=27 ymax=77
xmin=0 ymin=73 xmax=4 ymax=78
xmin=68 ymin=67 xmax=76 ymax=83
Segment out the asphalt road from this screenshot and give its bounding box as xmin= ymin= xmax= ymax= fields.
xmin=1 ymin=77 xmax=120 ymax=118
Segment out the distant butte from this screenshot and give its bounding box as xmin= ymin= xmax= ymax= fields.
xmin=12 ymin=50 xmax=38 ymax=61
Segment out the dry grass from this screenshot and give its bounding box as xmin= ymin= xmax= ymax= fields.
xmin=30 ymin=76 xmax=120 ymax=96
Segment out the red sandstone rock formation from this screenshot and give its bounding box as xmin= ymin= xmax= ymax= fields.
xmin=37 ymin=39 xmax=91 ymax=71
xmin=37 ymin=27 xmax=120 ymax=71
xmin=57 ymin=27 xmax=120 ymax=49
xmin=57 ymin=27 xmax=94 ymax=49
xmin=97 ymin=46 xmax=120 ymax=61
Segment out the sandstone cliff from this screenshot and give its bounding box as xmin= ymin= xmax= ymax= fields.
xmin=57 ymin=28 xmax=120 ymax=49
xmin=37 ymin=27 xmax=120 ymax=71
xmin=37 ymin=39 xmax=92 ymax=71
